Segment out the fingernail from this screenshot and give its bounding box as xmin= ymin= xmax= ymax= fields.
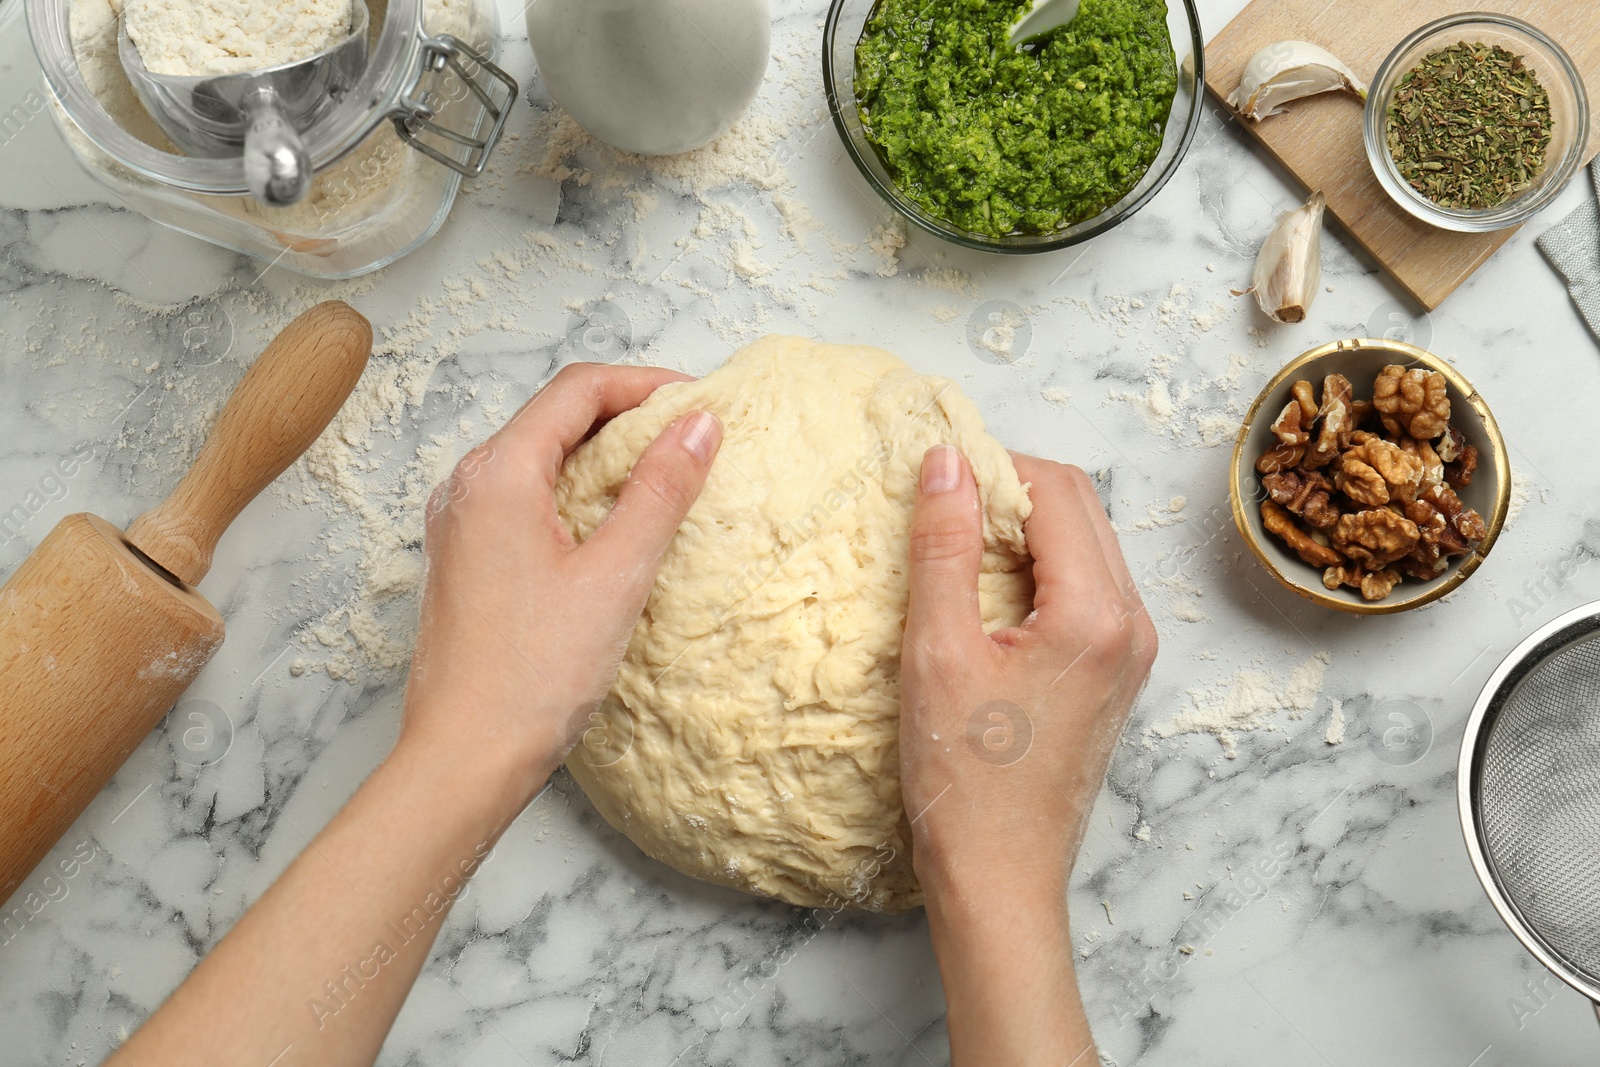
xmin=922 ymin=445 xmax=960 ymax=494
xmin=680 ymin=411 xmax=720 ymax=462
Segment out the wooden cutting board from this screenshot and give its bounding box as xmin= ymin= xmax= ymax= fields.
xmin=1204 ymin=0 xmax=1600 ymax=310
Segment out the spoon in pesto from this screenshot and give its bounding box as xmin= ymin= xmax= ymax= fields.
xmin=1008 ymin=0 xmax=1081 ymax=47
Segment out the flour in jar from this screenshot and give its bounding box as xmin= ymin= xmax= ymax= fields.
xmin=70 ymin=0 xmax=477 ymax=238
xmin=123 ymin=0 xmax=355 ymax=76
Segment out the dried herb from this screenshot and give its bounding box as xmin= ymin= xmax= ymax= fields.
xmin=1385 ymin=41 xmax=1553 ymax=211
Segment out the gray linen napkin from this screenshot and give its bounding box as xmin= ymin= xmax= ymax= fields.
xmin=1538 ymin=158 xmax=1600 ymax=341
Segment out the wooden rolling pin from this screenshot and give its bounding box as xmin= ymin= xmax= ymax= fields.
xmin=0 ymin=301 xmax=371 ymax=902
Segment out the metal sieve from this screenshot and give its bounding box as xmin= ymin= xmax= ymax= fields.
xmin=1460 ymin=599 xmax=1600 ymax=1024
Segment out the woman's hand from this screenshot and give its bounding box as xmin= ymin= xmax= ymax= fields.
xmin=115 ymin=364 xmax=721 ymax=1067
xmin=897 ymin=445 xmax=1157 ymax=1066
xmin=400 ymin=363 xmax=722 ymax=791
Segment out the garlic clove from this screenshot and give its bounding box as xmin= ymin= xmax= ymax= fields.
xmin=1227 ymin=41 xmax=1367 ymax=122
xmin=1234 ymin=191 xmax=1326 ymax=325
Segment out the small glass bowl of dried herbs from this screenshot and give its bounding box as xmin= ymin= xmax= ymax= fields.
xmin=1364 ymin=13 xmax=1588 ymax=232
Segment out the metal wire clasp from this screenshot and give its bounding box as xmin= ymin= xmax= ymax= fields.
xmin=393 ymin=34 xmax=517 ymax=177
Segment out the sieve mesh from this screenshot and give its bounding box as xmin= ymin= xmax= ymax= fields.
xmin=1476 ymin=628 xmax=1600 ymax=982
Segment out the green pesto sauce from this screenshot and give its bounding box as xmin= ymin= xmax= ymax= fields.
xmin=854 ymin=0 xmax=1177 ymax=239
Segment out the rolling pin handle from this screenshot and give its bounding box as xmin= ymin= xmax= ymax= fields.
xmin=124 ymin=301 xmax=371 ymax=586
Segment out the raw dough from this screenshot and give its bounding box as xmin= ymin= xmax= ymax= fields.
xmin=555 ymin=336 xmax=1034 ymax=911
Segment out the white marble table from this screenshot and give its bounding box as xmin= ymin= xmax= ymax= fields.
xmin=3 ymin=0 xmax=1599 ymax=1063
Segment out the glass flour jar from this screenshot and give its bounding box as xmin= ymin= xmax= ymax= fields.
xmin=26 ymin=0 xmax=516 ymax=278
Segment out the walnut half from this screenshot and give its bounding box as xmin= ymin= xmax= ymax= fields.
xmin=1262 ymin=468 xmax=1341 ymax=530
xmin=1447 ymin=444 xmax=1479 ymax=489
xmin=1262 ymin=500 xmax=1344 ymax=568
xmin=1323 ymin=562 xmax=1404 ymax=602
xmin=1332 ymin=508 xmax=1421 ymax=569
xmin=1396 ymin=435 xmax=1444 ymax=490
xmin=1303 ymin=374 xmax=1355 ymax=469
xmin=1397 ymin=483 xmax=1486 ymax=580
xmin=1335 ymin=438 xmax=1424 ymax=507
xmin=1257 ymin=394 xmax=1314 ymax=474
xmin=1373 ymin=365 xmax=1450 ymax=440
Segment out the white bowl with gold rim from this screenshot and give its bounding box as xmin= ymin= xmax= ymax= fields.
xmin=1229 ymin=338 xmax=1511 ymax=615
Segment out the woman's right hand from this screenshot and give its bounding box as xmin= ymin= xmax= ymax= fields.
xmin=897 ymin=445 xmax=1157 ymax=1065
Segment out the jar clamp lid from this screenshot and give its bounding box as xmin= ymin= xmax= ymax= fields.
xmin=392 ymin=32 xmax=516 ymax=178
xmin=27 ymin=0 xmax=518 ymax=199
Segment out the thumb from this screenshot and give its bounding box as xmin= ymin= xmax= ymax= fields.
xmin=905 ymin=444 xmax=984 ymax=645
xmin=587 ymin=410 xmax=722 ymax=567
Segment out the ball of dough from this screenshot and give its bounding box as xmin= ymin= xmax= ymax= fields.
xmin=555 ymin=336 xmax=1034 ymax=911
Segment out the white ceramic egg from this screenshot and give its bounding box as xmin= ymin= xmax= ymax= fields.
xmin=527 ymin=0 xmax=771 ymax=157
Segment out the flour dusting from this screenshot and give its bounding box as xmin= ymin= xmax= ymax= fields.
xmin=1147 ymin=655 xmax=1329 ymax=758
xmin=1324 ymin=698 xmax=1346 ymax=745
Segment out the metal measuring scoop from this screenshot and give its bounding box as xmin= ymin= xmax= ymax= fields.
xmin=117 ymin=0 xmax=371 ymax=207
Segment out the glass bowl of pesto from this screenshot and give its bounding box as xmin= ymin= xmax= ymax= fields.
xmin=1363 ymin=13 xmax=1589 ymax=233
xmin=823 ymin=0 xmax=1204 ymax=253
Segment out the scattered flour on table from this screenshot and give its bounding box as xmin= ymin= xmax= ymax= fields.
xmin=1119 ymin=494 xmax=1188 ymax=533
xmin=526 ymin=106 xmax=790 ymax=195
xmin=917 ymin=267 xmax=976 ymax=296
xmin=514 ymin=22 xmax=986 ymax=340
xmin=1324 ymin=698 xmax=1346 ymax=745
xmin=1506 ymin=469 xmax=1545 ymax=528
xmin=1147 ymin=655 xmax=1329 ymax=758
xmin=972 ymin=305 xmax=1030 ymax=363
xmin=1146 ymin=565 xmax=1208 ymax=624
xmin=295 ymin=329 xmax=453 ymax=682
xmin=519 ymin=51 xmax=952 ymax=340
xmin=772 ymin=194 xmax=819 ymax=244
xmin=625 ymin=189 xmax=658 ymax=220
xmin=976 ymin=323 xmax=1015 ymax=359
xmin=1071 ymin=283 xmax=1262 ymax=449
xmin=867 ymin=221 xmax=906 ymax=278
